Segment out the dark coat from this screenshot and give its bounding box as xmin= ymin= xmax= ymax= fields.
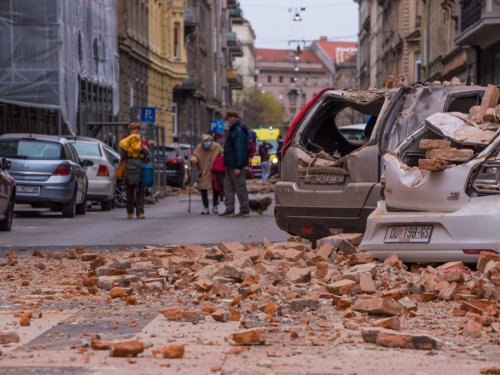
xmin=224 ymin=121 xmax=249 ymax=169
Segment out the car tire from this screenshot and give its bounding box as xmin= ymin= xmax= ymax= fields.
xmin=101 ymin=199 xmax=112 ymax=211
xmin=114 ymin=182 xmax=127 ymax=208
xmin=76 ymin=193 xmax=87 ymax=215
xmin=62 ymin=190 xmax=77 ymax=218
xmin=0 ymin=199 xmax=14 ymax=231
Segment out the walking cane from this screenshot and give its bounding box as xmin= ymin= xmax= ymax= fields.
xmin=188 ymin=164 xmax=193 ymax=213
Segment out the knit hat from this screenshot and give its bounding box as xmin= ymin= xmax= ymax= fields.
xmin=128 ymin=123 xmax=141 ymax=132
xmin=225 ymin=111 xmax=239 ymax=119
xmin=201 ymin=134 xmax=213 ymax=142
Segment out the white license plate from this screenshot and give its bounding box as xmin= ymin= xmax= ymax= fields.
xmin=17 ymin=185 xmax=40 ymax=194
xmin=384 ymin=225 xmax=433 ymax=243
xmin=305 ymin=173 xmax=344 ymax=184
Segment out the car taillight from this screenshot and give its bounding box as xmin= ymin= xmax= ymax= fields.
xmin=462 ymin=250 xmax=498 ymax=255
xmin=167 ymin=158 xmax=182 ymax=165
xmin=300 ymin=227 xmax=313 ymax=234
xmin=53 ymin=164 xmax=71 ymax=176
xmin=282 ymin=87 xmax=334 ymax=158
xmin=472 ymin=163 xmax=500 ymax=194
xmin=97 ymin=165 xmax=109 ymax=177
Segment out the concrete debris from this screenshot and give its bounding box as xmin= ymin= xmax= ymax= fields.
xmin=2 ymin=237 xmax=500 ymax=372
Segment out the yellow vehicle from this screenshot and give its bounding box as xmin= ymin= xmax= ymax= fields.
xmin=248 ymin=128 xmax=280 ymax=178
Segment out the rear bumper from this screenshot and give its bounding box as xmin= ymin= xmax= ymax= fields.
xmin=359 ymin=197 xmax=500 ymax=264
xmin=274 ymin=204 xmax=373 ymax=240
xmin=15 ymin=178 xmax=74 ymax=204
xmin=87 ymin=179 xmax=114 ymax=201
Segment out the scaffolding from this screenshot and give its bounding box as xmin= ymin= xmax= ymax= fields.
xmin=0 ymin=0 xmax=119 ymax=135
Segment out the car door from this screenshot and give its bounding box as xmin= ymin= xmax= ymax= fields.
xmin=0 ymin=161 xmax=8 ymax=214
xmin=66 ymin=143 xmax=86 ymax=203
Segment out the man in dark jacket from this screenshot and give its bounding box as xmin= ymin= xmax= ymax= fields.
xmin=219 ymin=111 xmax=250 ymax=217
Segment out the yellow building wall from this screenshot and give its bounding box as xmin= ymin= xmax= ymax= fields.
xmin=148 ymin=0 xmax=187 ymax=143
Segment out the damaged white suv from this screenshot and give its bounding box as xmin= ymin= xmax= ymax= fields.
xmin=275 ymin=83 xmax=489 ymax=242
xmin=360 ymin=87 xmax=500 ymax=264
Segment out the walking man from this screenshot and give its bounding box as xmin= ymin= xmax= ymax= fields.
xmin=276 ymin=134 xmax=284 ymax=180
xmin=219 ymin=111 xmax=250 ymax=218
xmin=258 ymin=141 xmax=273 ymax=185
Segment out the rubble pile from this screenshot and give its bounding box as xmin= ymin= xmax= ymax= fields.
xmin=1 ymin=237 xmax=500 ymax=363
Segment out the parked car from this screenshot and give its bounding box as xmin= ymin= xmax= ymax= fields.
xmin=360 ymin=108 xmax=500 ymax=264
xmin=339 ymin=124 xmax=367 ymax=141
xmin=69 ymin=137 xmax=117 ymax=211
xmin=0 ymin=134 xmax=91 ymax=218
xmin=274 ymin=84 xmax=489 ymax=242
xmin=153 ymin=145 xmax=188 ymax=189
xmin=0 ymin=157 xmax=15 ymax=231
xmin=173 ymin=143 xmax=192 ymax=162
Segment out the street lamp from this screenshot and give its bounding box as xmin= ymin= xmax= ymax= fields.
xmin=293 ymin=12 xmax=301 ymax=21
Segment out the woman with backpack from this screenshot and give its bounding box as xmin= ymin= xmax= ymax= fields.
xmin=119 ymin=123 xmax=150 ymax=219
xmin=190 ymin=134 xmax=223 ymax=214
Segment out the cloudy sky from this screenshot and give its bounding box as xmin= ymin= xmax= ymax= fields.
xmin=239 ymin=0 xmax=359 ymax=50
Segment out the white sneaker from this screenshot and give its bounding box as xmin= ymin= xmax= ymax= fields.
xmin=212 ymin=205 xmax=218 ymax=214
xmin=201 ymin=207 xmax=210 ymax=215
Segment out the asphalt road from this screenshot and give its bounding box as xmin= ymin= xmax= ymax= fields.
xmin=0 ymin=193 xmax=289 ymax=251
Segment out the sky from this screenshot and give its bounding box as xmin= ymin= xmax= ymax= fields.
xmin=239 ymin=0 xmax=359 ymax=50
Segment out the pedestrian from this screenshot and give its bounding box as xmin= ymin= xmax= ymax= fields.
xmin=119 ymin=123 xmax=150 ymax=219
xmin=211 ymin=154 xmax=226 ymax=206
xmin=219 ymin=111 xmax=250 ymax=217
xmin=190 ymin=134 xmax=223 ymax=215
xmin=276 ymin=134 xmax=284 ymax=179
xmin=258 ymin=141 xmax=273 ymax=185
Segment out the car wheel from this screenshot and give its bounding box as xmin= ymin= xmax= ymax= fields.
xmin=0 ymin=199 xmax=14 ymax=231
xmin=114 ymin=182 xmax=127 ymax=208
xmin=111 ymin=193 xmax=116 ymax=209
xmin=62 ymin=190 xmax=77 ymax=218
xmin=76 ymin=192 xmax=87 ymax=215
xmin=101 ymin=199 xmax=112 ymax=211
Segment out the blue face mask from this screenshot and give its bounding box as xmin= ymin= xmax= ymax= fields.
xmin=203 ymin=141 xmax=212 ymax=148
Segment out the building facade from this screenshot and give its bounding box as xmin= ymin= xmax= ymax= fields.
xmin=255 ymin=48 xmax=334 ymax=128
xmin=174 ymin=0 xmax=244 ymax=146
xmin=353 ymin=0 xmax=500 ymax=89
xmin=255 ymin=40 xmax=357 ymax=129
xmin=455 ymin=0 xmax=500 ymax=85
xmin=232 ymin=18 xmax=256 ymax=102
xmin=0 ymin=0 xmax=119 ymax=135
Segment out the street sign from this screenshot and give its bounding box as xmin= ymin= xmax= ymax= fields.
xmin=210 ymin=119 xmax=224 ymax=135
xmin=141 ymin=107 xmax=156 ymax=123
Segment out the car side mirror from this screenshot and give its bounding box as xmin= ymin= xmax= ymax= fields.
xmin=81 ymin=159 xmax=94 ymax=168
xmin=112 ymin=157 xmax=120 ymax=164
xmin=0 ymin=158 xmax=10 ymax=170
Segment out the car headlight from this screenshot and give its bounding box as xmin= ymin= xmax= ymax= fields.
xmin=184 ymin=164 xmax=188 ymax=169
xmin=472 ymin=163 xmax=500 ymax=194
xmin=272 ymin=157 xmax=278 ymax=164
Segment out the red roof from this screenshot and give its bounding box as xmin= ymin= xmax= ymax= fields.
xmin=315 ymin=40 xmax=357 ymax=64
xmin=256 ymin=48 xmax=323 ymax=64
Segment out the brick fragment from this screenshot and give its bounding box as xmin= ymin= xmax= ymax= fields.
xmin=419 ymin=139 xmax=451 ymax=149
xmin=425 ymin=148 xmax=473 ymax=161
xmin=352 ymin=298 xmax=403 ymax=316
xmin=289 ymin=298 xmax=319 ymax=312
xmin=232 ymin=328 xmax=267 ymax=345
xmin=376 ymin=331 xmax=440 ymax=350
xmin=109 ymin=340 xmax=144 ymax=357
xmin=152 ymin=344 xmax=185 ymax=358
xmin=418 ymin=159 xmax=448 ymax=172
xmin=477 ymin=84 xmax=500 ymax=122
xmin=212 ymin=310 xmax=230 ymax=322
xmin=326 ymin=279 xmax=358 ymax=295
xmin=372 ymin=316 xmax=400 ymax=330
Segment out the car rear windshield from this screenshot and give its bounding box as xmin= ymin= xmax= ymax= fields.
xmin=0 ymin=139 xmax=63 ymax=160
xmin=71 ymin=142 xmax=101 ymax=157
xmin=155 ymin=148 xmax=178 ymax=159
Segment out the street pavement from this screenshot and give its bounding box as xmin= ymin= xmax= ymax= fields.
xmin=0 ymin=193 xmax=289 ymax=252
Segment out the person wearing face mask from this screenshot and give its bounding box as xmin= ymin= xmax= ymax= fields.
xmin=191 ymin=134 xmax=223 ymax=214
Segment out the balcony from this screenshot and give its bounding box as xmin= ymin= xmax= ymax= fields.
xmin=227 ymin=69 xmax=243 ymax=90
xmin=227 ymin=32 xmax=243 ymax=57
xmin=184 ymin=7 xmax=197 ymax=35
xmin=455 ymin=0 xmax=500 ymax=48
xmin=175 ymin=71 xmax=196 ymax=92
xmin=229 ymin=3 xmax=244 ymax=24
xmin=227 ymin=0 xmax=237 ymax=9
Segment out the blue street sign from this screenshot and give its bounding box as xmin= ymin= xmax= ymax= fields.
xmin=141 ymin=107 xmax=156 ymax=123
xmin=210 ymin=119 xmax=224 ymax=134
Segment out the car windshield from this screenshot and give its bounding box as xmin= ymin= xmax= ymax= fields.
xmin=181 ymin=148 xmax=190 ymax=159
xmin=71 ymin=142 xmax=101 ymax=157
xmin=0 ymin=139 xmax=63 ymax=160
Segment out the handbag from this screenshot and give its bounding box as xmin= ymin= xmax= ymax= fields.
xmin=115 ymin=160 xmax=126 ymax=179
